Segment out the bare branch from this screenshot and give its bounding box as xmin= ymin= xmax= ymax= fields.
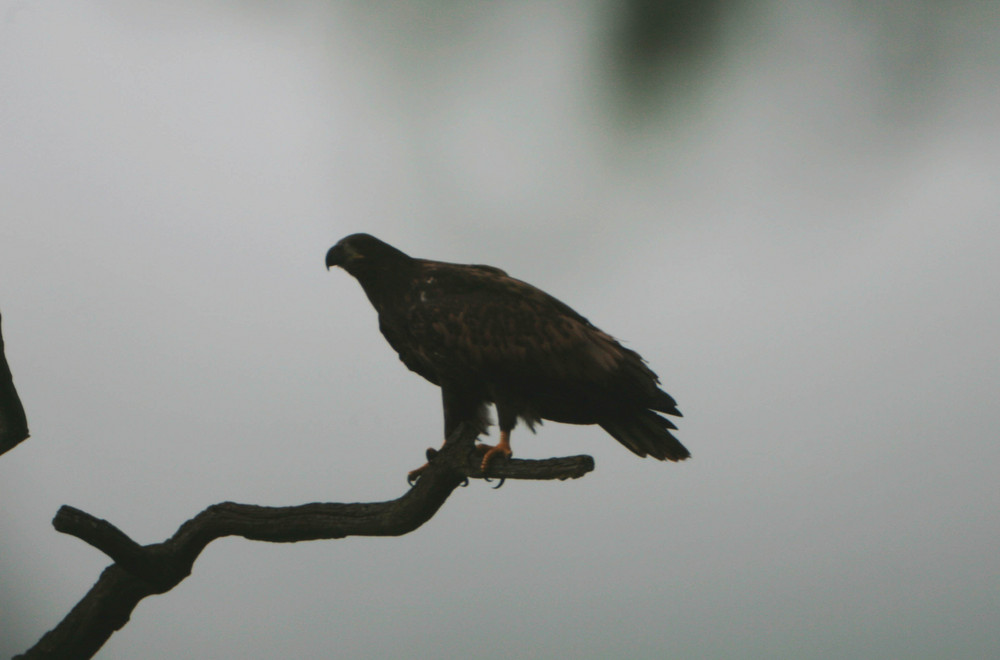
xmin=16 ymin=425 xmax=593 ymax=659
xmin=0 ymin=310 xmax=29 ymax=457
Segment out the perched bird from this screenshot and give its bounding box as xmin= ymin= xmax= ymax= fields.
xmin=325 ymin=233 xmax=687 ymax=480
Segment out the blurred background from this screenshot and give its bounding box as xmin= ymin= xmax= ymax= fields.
xmin=2 ymin=2 xmax=998 ymax=658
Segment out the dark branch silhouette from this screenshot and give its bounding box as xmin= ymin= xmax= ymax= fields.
xmin=16 ymin=425 xmax=593 ymax=659
xmin=0 ymin=310 xmax=29 ymax=457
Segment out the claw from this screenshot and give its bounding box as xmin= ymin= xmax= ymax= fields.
xmin=408 ymin=445 xmax=444 ymax=486
xmin=477 ymin=444 xmax=512 ymax=472
xmin=460 ymin=477 xmax=470 ymax=487
xmin=407 ymin=462 xmax=430 ymax=486
xmin=479 ymin=439 xmax=510 ymax=489
xmin=476 ymin=429 xmax=513 ymax=473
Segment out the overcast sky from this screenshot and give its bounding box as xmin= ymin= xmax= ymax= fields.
xmin=2 ymin=2 xmax=999 ymax=658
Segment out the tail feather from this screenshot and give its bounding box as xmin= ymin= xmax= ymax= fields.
xmin=618 ymin=356 xmax=682 ymax=417
xmin=600 ymin=411 xmax=690 ymax=462
xmin=651 ymin=388 xmax=682 ymax=417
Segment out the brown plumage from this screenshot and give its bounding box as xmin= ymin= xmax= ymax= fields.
xmin=325 ymin=233 xmax=687 ymax=475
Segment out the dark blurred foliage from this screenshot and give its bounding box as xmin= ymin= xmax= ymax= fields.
xmin=601 ymin=0 xmax=982 ymax=125
xmin=604 ymin=0 xmax=730 ymax=114
xmin=610 ymin=0 xmax=726 ymax=82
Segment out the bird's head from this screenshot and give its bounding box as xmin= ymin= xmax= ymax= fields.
xmin=325 ymin=233 xmax=411 ymax=278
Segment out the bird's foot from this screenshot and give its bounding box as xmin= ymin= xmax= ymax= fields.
xmin=406 ymin=447 xmax=441 ymax=486
xmin=406 ymin=462 xmax=428 ymax=486
xmin=477 ymin=442 xmax=511 ymax=489
xmin=475 ymin=441 xmax=513 ymax=472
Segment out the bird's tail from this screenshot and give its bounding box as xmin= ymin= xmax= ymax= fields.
xmin=651 ymin=388 xmax=682 ymax=417
xmin=600 ymin=411 xmax=690 ymax=462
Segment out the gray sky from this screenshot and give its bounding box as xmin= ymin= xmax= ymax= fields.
xmin=2 ymin=2 xmax=999 ymax=658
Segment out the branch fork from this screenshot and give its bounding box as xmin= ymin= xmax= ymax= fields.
xmin=18 ymin=424 xmax=593 ymax=659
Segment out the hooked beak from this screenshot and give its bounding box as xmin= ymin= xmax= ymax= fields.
xmin=325 ymin=244 xmax=345 ymax=270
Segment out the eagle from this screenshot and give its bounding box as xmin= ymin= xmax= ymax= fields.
xmin=325 ymin=233 xmax=688 ymax=480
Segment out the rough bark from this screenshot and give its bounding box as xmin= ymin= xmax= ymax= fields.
xmin=0 ymin=310 xmax=30 ymax=457
xmin=16 ymin=425 xmax=593 ymax=659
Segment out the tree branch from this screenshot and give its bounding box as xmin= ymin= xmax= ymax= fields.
xmin=16 ymin=425 xmax=593 ymax=659
xmin=0 ymin=310 xmax=29 ymax=457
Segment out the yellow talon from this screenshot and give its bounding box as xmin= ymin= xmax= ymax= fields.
xmin=477 ymin=430 xmax=513 ymax=471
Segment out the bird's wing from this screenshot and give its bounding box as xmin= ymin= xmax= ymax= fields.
xmin=401 ymin=261 xmax=644 ymax=385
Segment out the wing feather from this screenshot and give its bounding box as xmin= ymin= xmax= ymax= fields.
xmin=401 ymin=261 xmax=633 ymax=386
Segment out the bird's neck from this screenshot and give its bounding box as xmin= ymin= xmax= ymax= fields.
xmin=351 ymin=261 xmax=415 ymax=312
